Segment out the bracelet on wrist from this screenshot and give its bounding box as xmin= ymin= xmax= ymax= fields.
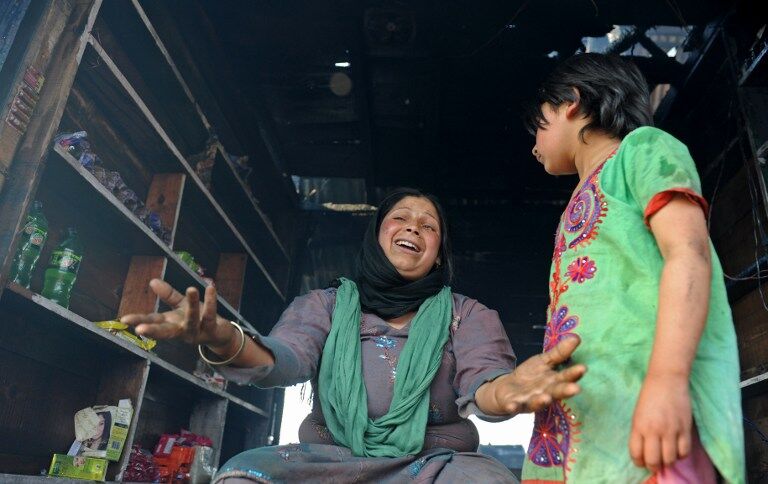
xmin=198 ymin=321 xmax=246 ymax=366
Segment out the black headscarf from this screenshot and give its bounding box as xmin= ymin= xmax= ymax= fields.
xmin=346 ymin=188 xmax=453 ymax=319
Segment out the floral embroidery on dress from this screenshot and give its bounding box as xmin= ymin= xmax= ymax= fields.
xmin=543 ymin=306 xmax=579 ymax=352
xmin=528 ymin=401 xmax=581 ymax=471
xmin=375 ymin=336 xmax=398 ymax=383
xmin=565 ymin=162 xmax=608 ymax=249
xmin=529 ymin=162 xmax=610 ymax=479
xmin=566 ymin=256 xmax=597 ymax=283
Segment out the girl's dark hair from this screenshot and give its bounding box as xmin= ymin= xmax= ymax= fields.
xmin=375 ymin=187 xmax=454 ymax=284
xmin=525 ymin=53 xmax=653 ymax=140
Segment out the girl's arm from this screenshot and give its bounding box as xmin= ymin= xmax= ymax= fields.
xmin=629 ymin=193 xmax=712 ymax=473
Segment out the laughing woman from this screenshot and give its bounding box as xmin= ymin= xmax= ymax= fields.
xmin=122 ymin=188 xmax=585 ymax=483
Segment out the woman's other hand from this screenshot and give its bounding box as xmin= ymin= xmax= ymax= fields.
xmin=120 ymin=278 xmax=234 ymax=349
xmin=476 ymin=335 xmax=586 ymax=416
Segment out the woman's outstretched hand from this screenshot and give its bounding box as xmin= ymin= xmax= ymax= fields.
xmin=120 ymin=278 xmax=233 ymax=349
xmin=475 ymin=335 xmax=586 ymax=416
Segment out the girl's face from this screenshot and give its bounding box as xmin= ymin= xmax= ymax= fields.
xmin=531 ymin=103 xmax=578 ymax=176
xmin=378 ymin=196 xmax=442 ymax=281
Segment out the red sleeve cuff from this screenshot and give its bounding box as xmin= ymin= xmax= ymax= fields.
xmin=643 ymin=188 xmax=709 ymax=228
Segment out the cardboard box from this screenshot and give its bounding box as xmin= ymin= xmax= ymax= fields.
xmin=48 ymin=454 xmax=108 ymax=481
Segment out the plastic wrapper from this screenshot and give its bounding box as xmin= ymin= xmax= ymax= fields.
xmin=122 ymin=445 xmax=160 ymax=482
xmin=193 ymin=359 xmax=226 ymax=389
xmin=96 ymin=320 xmax=157 ymax=351
xmin=116 ymin=187 xmax=140 ymax=212
xmin=175 ymin=251 xmax=200 ymax=274
xmin=228 ymin=153 xmax=252 ymax=181
xmin=54 ymin=131 xmax=90 ymax=160
xmin=91 ymin=165 xmax=109 ymax=187
xmin=79 ymin=151 xmax=96 ymax=172
xmin=133 ymin=203 xmax=150 ymax=223
xmin=103 ymin=170 xmax=124 ymax=192
xmin=189 ymin=446 xmax=216 ymax=484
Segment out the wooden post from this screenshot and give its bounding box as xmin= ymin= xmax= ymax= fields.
xmin=117 ymin=256 xmax=167 ymax=317
xmin=215 ymin=253 xmax=247 ymax=311
xmin=145 ymin=173 xmax=185 ymax=247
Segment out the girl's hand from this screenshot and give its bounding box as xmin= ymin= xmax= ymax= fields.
xmin=477 ymin=335 xmax=586 ymax=415
xmin=629 ymin=373 xmax=692 ymax=473
xmin=120 ymin=278 xmax=234 ymax=349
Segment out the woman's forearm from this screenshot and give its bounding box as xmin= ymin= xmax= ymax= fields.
xmin=206 ymin=316 xmax=276 ymax=368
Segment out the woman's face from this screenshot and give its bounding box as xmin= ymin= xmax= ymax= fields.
xmin=378 ymin=196 xmax=442 ymax=281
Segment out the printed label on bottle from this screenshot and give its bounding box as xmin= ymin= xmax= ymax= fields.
xmin=50 ymin=249 xmax=82 ymax=273
xmin=23 ymin=221 xmax=46 ymax=247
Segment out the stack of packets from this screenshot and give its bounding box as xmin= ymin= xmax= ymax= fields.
xmin=154 ymin=429 xmax=215 ymax=483
xmin=96 ymin=320 xmax=157 ymax=351
xmin=48 ymin=399 xmax=134 ymax=481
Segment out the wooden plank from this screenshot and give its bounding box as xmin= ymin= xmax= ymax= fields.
xmin=145 ymin=173 xmax=185 ymax=247
xmin=96 ymin=358 xmax=149 ymax=480
xmin=0 ymin=0 xmax=71 ymax=193
xmin=0 ymin=0 xmax=101 ymax=298
xmin=215 ymin=253 xmax=247 ymax=311
xmin=87 ymin=35 xmax=285 ymax=302
xmin=732 ymin=287 xmax=768 ymax=379
xmin=190 ymin=398 xmax=228 ymax=468
xmin=117 ymin=256 xmax=166 ymax=317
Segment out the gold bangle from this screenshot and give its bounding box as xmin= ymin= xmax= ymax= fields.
xmin=198 ymin=321 xmax=246 ymax=366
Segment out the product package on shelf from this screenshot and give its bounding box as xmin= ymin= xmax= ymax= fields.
xmin=53 ymin=131 xmax=173 ymax=245
xmin=123 ymin=445 xmax=161 ymax=482
xmin=70 ymin=399 xmax=133 ymax=461
xmin=227 ymin=153 xmax=252 ymax=186
xmin=48 ymin=454 xmax=108 ymax=481
xmin=96 ymin=320 xmax=157 ymax=351
xmin=41 ymin=227 xmax=83 ymax=309
xmin=153 ymin=429 xmax=215 ymax=483
xmin=174 ymin=251 xmax=215 ymax=287
xmin=193 ymin=359 xmax=226 ymax=389
xmin=8 ymin=200 xmax=48 ymax=289
xmin=187 ymin=135 xmax=218 ymax=190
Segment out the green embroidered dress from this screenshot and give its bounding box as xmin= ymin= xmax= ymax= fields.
xmin=521 ymin=127 xmax=745 ymax=483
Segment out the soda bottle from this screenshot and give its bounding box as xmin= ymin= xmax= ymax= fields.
xmin=41 ymin=227 xmax=84 ymax=308
xmin=8 ymin=200 xmax=48 ymax=288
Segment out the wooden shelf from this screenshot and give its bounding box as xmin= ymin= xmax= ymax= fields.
xmin=81 ymin=35 xmax=286 ymax=301
xmin=742 ymin=371 xmax=768 ymax=398
xmin=2 ymin=282 xmax=268 ymax=418
xmin=50 ymin=145 xmax=257 ymax=329
xmin=0 ymin=1 xmax=286 ymax=480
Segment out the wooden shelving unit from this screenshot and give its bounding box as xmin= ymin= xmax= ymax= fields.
xmin=0 ymin=0 xmax=295 ymax=480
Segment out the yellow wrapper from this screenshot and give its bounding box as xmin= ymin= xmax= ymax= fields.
xmin=96 ymin=320 xmax=157 ymax=351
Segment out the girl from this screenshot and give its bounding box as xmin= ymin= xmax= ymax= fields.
xmin=523 ymin=53 xmax=744 ymax=483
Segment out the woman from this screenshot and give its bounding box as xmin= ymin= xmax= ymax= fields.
xmin=122 ymin=188 xmax=586 ymax=483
